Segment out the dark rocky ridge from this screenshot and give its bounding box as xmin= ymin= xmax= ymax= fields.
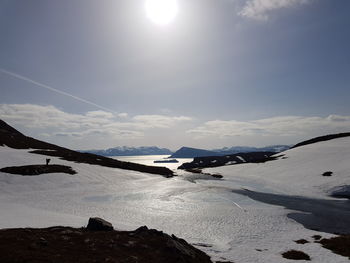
xmin=0 ymin=164 xmax=77 ymax=176
xmin=0 ymin=120 xmax=173 ymax=177
xmin=0 ymin=224 xmax=213 ymax=263
xmin=292 ymin=132 xmax=350 ymax=149
xmin=179 ymin=152 xmax=278 ymax=170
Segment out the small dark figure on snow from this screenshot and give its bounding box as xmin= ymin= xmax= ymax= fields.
xmin=46 ymin=158 xmax=51 ymax=166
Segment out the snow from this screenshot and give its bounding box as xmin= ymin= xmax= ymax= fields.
xmin=236 ymin=156 xmax=246 ymax=162
xmin=1 ymin=137 xmax=350 ymax=262
xmin=205 ymin=137 xmax=350 ymax=198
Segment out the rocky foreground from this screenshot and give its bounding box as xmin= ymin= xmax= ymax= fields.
xmin=0 ymin=218 xmax=214 ymax=263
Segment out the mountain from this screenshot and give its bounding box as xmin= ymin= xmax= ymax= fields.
xmin=0 ymin=120 xmax=173 ymax=177
xmin=83 ymin=146 xmax=173 ymax=156
xmin=169 ymin=147 xmax=220 ymax=158
xmin=170 ymin=145 xmax=290 ymax=158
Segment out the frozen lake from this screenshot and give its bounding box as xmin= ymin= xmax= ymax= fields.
xmin=112 ymin=155 xmax=193 ymax=171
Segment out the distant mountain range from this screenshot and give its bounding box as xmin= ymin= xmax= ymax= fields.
xmin=82 ymin=145 xmax=290 ymax=158
xmin=81 ymin=146 xmax=173 ymax=156
xmin=170 ymin=145 xmax=290 ymax=158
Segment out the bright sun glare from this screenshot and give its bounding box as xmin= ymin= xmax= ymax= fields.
xmin=145 ymin=0 xmax=179 ymax=26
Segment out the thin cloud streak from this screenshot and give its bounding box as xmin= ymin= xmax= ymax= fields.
xmin=0 ymin=68 xmax=117 ymax=114
xmin=239 ymin=0 xmax=311 ymax=20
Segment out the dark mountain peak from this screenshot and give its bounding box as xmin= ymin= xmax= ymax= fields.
xmin=170 ymin=147 xmax=218 ymax=158
xmin=178 ymin=146 xmax=199 ymax=151
xmin=0 ymin=119 xmax=23 ymax=135
xmin=0 ymin=119 xmax=59 ymax=150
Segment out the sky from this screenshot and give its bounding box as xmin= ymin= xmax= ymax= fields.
xmin=1 ymin=0 xmax=350 ymax=151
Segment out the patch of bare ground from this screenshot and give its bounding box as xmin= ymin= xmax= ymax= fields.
xmin=0 ymin=164 xmax=77 ymax=175
xmin=282 ymin=250 xmax=311 ymax=261
xmin=185 ymin=168 xmax=223 ymax=179
xmin=312 ymin=235 xmax=322 ymax=241
xmin=294 ymin=239 xmax=309 ymax=244
xmin=318 ymin=235 xmax=350 ymax=259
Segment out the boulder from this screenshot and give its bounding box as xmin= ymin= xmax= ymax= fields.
xmin=86 ymin=217 xmax=113 ymax=231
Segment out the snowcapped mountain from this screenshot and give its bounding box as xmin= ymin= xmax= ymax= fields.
xmin=82 ymin=146 xmax=173 ymax=156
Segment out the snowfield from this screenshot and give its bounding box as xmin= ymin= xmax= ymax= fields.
xmin=1 ymin=137 xmax=350 ymax=262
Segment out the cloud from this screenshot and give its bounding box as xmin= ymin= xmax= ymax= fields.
xmin=132 ymin=115 xmax=192 ymax=129
xmin=187 ymin=115 xmax=350 ymax=139
xmin=117 ymin=112 xmax=129 ymax=118
xmin=239 ymin=0 xmax=311 ymax=20
xmin=0 ymin=104 xmax=192 ymax=140
xmin=85 ymin=110 xmax=115 ymax=119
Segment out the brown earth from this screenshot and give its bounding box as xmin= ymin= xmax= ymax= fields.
xmin=0 ymin=225 xmax=213 ymax=263
xmin=0 ymin=164 xmax=77 ymax=175
xmin=318 ymin=235 xmax=350 ymax=260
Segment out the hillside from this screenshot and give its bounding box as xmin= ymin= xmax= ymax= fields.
xmin=205 ymin=134 xmax=350 ymax=199
xmin=0 ymin=120 xmax=173 ymax=177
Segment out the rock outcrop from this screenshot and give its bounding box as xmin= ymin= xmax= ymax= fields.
xmin=0 ymin=218 xmax=213 ymax=263
xmin=87 ymin=217 xmax=114 ymax=231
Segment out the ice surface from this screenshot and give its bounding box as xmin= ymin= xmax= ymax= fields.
xmin=1 ymin=137 xmax=350 ymax=262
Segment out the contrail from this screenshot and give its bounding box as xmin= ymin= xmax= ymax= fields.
xmin=0 ymin=68 xmax=117 ymax=113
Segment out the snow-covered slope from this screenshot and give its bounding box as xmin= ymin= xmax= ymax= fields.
xmin=205 ymin=136 xmax=350 ymax=199
xmin=1 ymin=136 xmax=349 ymax=262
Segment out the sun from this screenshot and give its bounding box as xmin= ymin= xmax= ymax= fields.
xmin=145 ymin=0 xmax=179 ymax=26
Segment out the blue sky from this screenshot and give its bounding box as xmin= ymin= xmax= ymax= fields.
xmin=1 ymin=0 xmax=350 ymax=150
